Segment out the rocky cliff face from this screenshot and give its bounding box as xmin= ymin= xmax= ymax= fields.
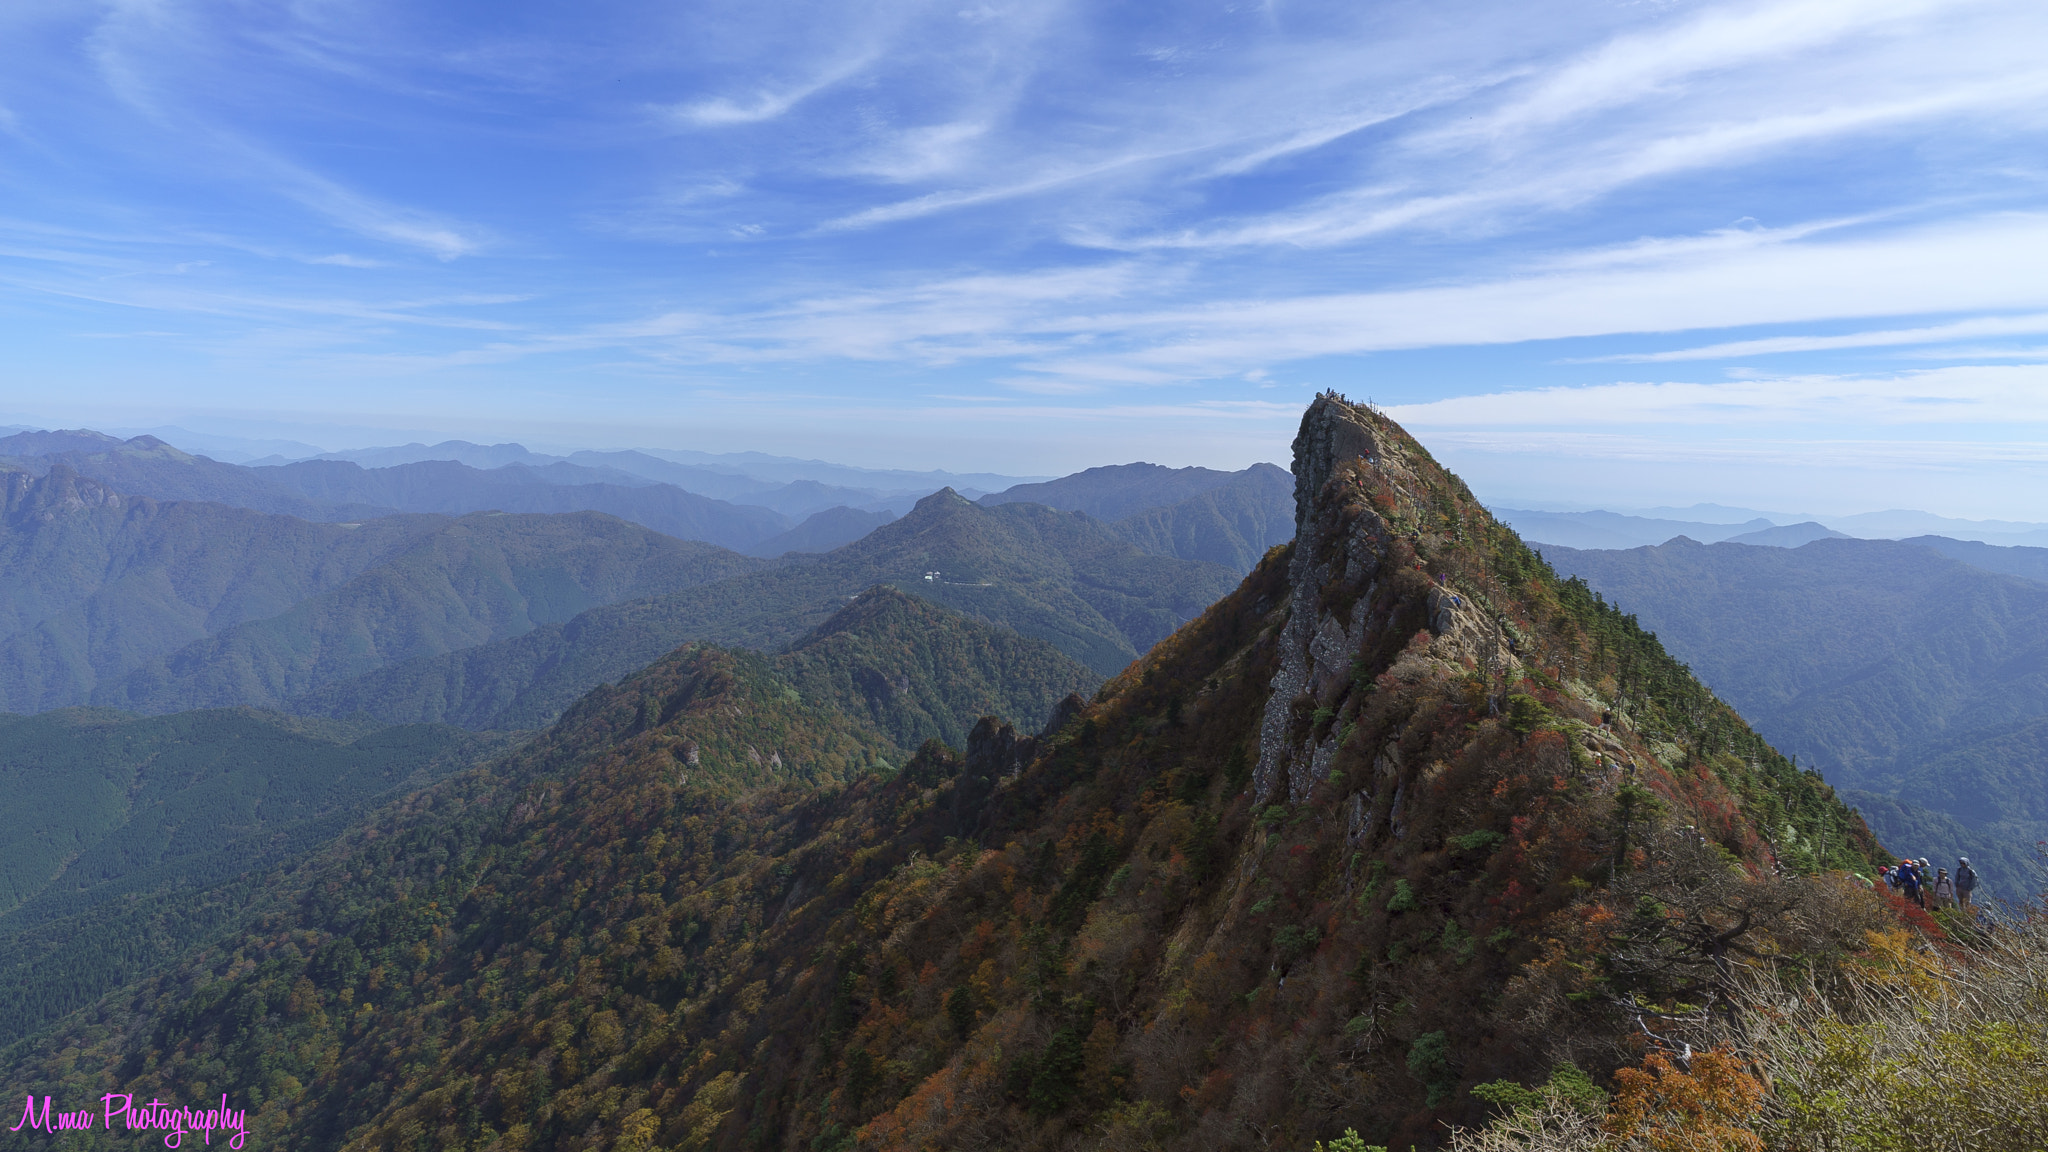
xmin=1257 ymin=399 xmax=1523 ymax=806
xmin=2 ymin=464 xmax=130 ymax=522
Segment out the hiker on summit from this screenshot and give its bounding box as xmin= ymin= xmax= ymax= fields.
xmin=1956 ymin=857 xmax=1977 ymax=911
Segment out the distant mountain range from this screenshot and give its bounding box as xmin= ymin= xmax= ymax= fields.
xmin=1498 ymin=502 xmax=2048 ymax=550
xmin=1541 ymin=535 xmax=2048 ymax=891
xmin=0 ymin=448 xmax=1245 ymax=731
xmin=0 ymin=430 xmax=1294 ymax=571
xmin=291 ymin=488 xmax=1236 ymax=729
xmin=0 ymin=466 xmax=765 ymax=716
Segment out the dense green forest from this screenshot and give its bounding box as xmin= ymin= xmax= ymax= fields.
xmin=0 ymin=587 xmax=1088 ymax=1056
xmin=774 ymin=586 xmax=1098 ymax=749
xmin=0 ymin=396 xmax=1892 ymax=1152
xmin=0 ymin=708 xmax=499 ymax=1045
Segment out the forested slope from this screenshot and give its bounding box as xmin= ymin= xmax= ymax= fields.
xmin=0 ymin=396 xmax=1883 ymax=1152
xmin=104 ymin=512 xmax=764 ymax=715
xmin=0 ymin=708 xmax=498 ymax=1046
xmin=775 ymin=586 xmax=1099 ymax=749
xmin=1109 ymin=462 xmax=1294 ymax=574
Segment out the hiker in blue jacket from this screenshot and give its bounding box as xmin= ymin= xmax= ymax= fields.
xmin=1956 ymin=857 xmax=1977 ymax=911
xmin=1896 ymin=859 xmax=1924 ymax=908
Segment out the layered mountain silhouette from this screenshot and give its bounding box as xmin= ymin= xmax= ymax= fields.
xmin=1540 ymin=535 xmax=2048 ymax=887
xmin=0 ymin=430 xmax=801 ymax=550
xmin=292 ymin=488 xmax=1236 ymax=728
xmin=0 ymin=396 xmax=1877 ymax=1151
xmin=0 ymin=432 xmax=394 ymax=521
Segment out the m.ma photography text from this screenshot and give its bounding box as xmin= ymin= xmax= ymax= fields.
xmin=10 ymin=1093 xmax=248 ymax=1148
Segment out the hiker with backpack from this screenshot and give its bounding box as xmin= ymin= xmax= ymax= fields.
xmin=1956 ymin=857 xmax=1977 ymax=911
xmin=1930 ymin=867 xmax=1955 ymax=910
xmin=1896 ymin=859 xmax=1924 ymax=908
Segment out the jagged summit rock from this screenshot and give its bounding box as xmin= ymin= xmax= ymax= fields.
xmin=1256 ymin=394 xmax=1526 ymax=803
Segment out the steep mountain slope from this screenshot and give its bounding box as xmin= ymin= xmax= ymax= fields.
xmin=0 ymin=396 xmax=1879 ymax=1152
xmin=775 ymin=586 xmax=1099 ymax=748
xmin=981 ymin=461 xmax=1246 ymax=521
xmin=0 ymin=707 xmax=498 ymax=1045
xmin=0 ymin=468 xmax=445 ymax=712
xmin=101 ymin=512 xmax=766 ymax=716
xmin=1109 ymin=461 xmax=1295 ymax=573
xmin=294 ymin=489 xmax=1235 ymax=728
xmin=0 ymin=469 xmax=762 ymax=715
xmin=1540 ymin=536 xmax=2048 ymax=890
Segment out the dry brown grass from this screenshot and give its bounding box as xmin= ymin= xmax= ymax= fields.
xmin=1445 ymin=897 xmax=2048 ymax=1152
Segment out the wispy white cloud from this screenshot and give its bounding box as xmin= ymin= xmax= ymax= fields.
xmin=664 ymin=52 xmax=879 ymax=127
xmin=1571 ymin=313 xmax=2048 ymax=362
xmin=1434 ymin=0 xmax=1963 ymax=145
xmin=1387 ymin=363 xmax=2048 ymax=428
xmin=5 ymin=0 xmax=2048 ymax=500
xmin=1022 ymin=212 xmax=2048 ymax=381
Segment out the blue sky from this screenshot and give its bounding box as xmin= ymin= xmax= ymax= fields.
xmin=3 ymin=0 xmax=2046 ymax=516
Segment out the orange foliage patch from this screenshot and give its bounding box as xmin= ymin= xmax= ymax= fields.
xmin=1606 ymin=1048 xmax=1765 ymax=1152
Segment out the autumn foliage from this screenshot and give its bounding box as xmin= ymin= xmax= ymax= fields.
xmin=0 ymin=396 xmax=1900 ymax=1152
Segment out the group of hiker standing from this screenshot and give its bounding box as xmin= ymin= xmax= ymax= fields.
xmin=1880 ymin=857 xmax=1976 ymax=912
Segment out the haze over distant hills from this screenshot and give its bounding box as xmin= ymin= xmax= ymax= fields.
xmin=2 ymin=429 xmax=1301 ymax=570
xmin=0 ymin=436 xmax=1256 ymax=732
xmin=0 ymin=466 xmax=767 ymax=715
xmin=1497 ymin=502 xmax=2048 ymax=551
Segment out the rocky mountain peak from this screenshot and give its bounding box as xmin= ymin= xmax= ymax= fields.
xmin=3 ymin=463 xmax=129 ymax=523
xmin=908 ymin=485 xmax=969 ymax=513
xmin=1255 ymin=393 xmax=1518 ymax=804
